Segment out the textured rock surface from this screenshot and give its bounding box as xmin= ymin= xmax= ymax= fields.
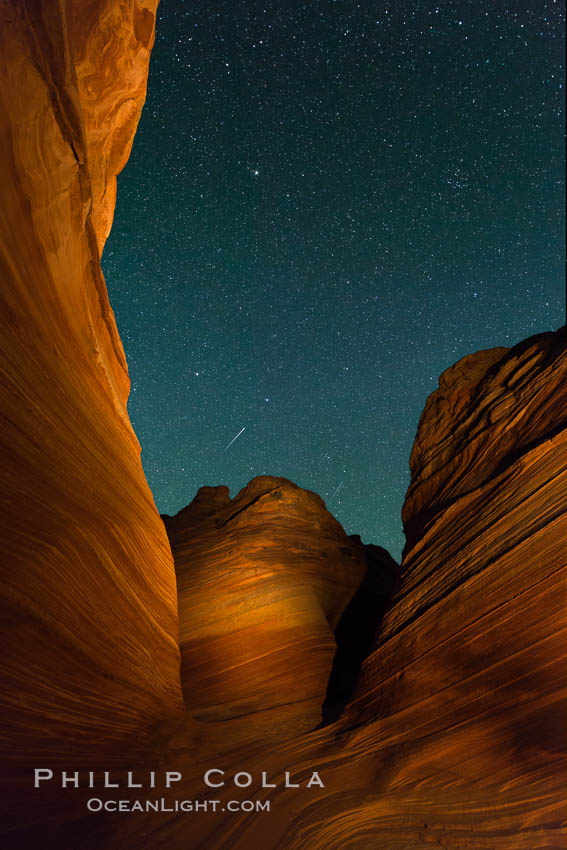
xmin=0 ymin=0 xmax=183 ymax=796
xmin=107 ymin=330 xmax=566 ymax=850
xmin=163 ymin=476 xmax=371 ymax=740
xmin=323 ymin=329 xmax=567 ymax=849
xmin=403 ymin=333 xmax=566 ymax=549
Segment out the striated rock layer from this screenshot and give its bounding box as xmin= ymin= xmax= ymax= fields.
xmin=108 ymin=329 xmax=566 ymax=850
xmin=0 ymin=0 xmax=183 ymax=801
xmin=163 ymin=476 xmax=374 ymax=741
xmin=322 ymin=328 xmax=567 ymax=849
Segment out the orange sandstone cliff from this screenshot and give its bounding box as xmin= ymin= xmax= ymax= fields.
xmin=326 ymin=330 xmax=567 ymax=849
xmin=1 ymin=2 xmax=565 ymax=849
xmin=163 ymin=476 xmax=395 ymax=741
xmin=108 ymin=331 xmax=565 ymax=850
xmin=0 ymin=0 xmax=183 ymax=788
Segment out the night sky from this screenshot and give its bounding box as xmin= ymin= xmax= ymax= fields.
xmin=102 ymin=0 xmax=565 ymax=559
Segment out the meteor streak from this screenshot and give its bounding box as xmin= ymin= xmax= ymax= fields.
xmin=330 ymin=481 xmax=344 ymax=502
xmin=224 ymin=426 xmax=246 ymax=451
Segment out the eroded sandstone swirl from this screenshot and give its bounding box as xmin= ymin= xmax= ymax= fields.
xmin=0 ymin=0 xmax=183 ymax=794
xmin=106 ymin=330 xmax=566 ymax=850
xmin=163 ymin=476 xmax=377 ymax=740
xmin=325 ymin=329 xmax=567 ymax=850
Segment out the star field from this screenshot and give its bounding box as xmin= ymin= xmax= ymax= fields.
xmin=102 ymin=0 xmax=565 ymax=558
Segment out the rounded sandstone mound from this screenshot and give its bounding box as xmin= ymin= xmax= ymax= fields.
xmin=163 ymin=476 xmax=369 ymax=739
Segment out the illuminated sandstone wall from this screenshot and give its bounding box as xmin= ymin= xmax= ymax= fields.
xmin=109 ymin=330 xmax=566 ymax=850
xmin=320 ymin=329 xmax=567 ymax=849
xmin=164 ymin=476 xmax=372 ymax=740
xmin=0 ymin=0 xmax=183 ymax=782
xmin=264 ymin=330 xmax=567 ymax=850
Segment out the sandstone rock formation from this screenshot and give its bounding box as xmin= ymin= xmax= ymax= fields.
xmin=163 ymin=476 xmax=392 ymax=741
xmin=108 ymin=329 xmax=566 ymax=850
xmin=0 ymin=0 xmax=183 ymax=796
xmin=326 ymin=329 xmax=567 ymax=849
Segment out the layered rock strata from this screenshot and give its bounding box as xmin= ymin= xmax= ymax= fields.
xmin=0 ymin=0 xmax=183 ymax=797
xmin=325 ymin=329 xmax=567 ymax=849
xmin=270 ymin=330 xmax=566 ymax=850
xmin=110 ymin=331 xmax=566 ymax=850
xmin=163 ymin=476 xmax=376 ymax=740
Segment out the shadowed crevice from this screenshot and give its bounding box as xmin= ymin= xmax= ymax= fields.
xmin=319 ymin=541 xmax=398 ymax=727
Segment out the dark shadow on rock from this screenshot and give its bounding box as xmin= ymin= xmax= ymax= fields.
xmin=319 ymin=539 xmax=398 ymax=726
